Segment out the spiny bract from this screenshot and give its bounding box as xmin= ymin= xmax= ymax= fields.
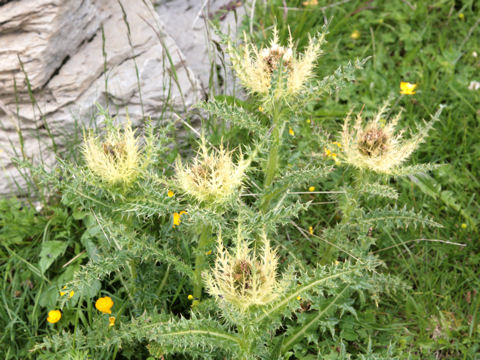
xmin=227 ymin=27 xmax=324 ymax=102
xmin=175 ymin=140 xmax=248 ymax=206
xmin=83 ymin=121 xmax=143 ymax=186
xmin=339 ymin=101 xmax=438 ymax=174
xmin=204 ymin=234 xmax=282 ymax=311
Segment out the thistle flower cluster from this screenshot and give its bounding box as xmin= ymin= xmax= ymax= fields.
xmin=83 ymin=121 xmax=144 ymax=186
xmin=227 ymin=28 xmax=324 ymax=102
xmin=204 ymin=234 xmax=282 ymax=311
xmin=175 ymin=141 xmax=249 ymax=206
xmin=339 ymin=102 xmax=435 ymax=174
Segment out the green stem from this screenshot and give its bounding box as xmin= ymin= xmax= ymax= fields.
xmin=261 ymin=104 xmax=283 ymax=212
xmin=193 ymin=224 xmax=211 ymax=299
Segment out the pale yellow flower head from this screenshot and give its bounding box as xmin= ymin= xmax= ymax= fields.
xmin=83 ymin=122 xmax=143 ymax=186
xmin=339 ymin=102 xmax=434 ymax=174
xmin=227 ymin=27 xmax=324 ymax=102
xmin=205 ymin=233 xmax=282 ymax=311
xmin=175 ymin=140 xmax=248 ymax=206
xmin=400 ymin=81 xmax=417 ymax=95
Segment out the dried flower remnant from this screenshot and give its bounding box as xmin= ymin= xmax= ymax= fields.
xmin=205 ymin=234 xmax=283 ymax=311
xmin=339 ymin=102 xmax=438 ymax=174
xmin=175 ymin=140 xmax=248 ymax=206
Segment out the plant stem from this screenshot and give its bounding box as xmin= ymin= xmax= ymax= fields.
xmin=261 ymin=104 xmax=283 ymax=212
xmin=193 ymin=224 xmax=211 ymax=299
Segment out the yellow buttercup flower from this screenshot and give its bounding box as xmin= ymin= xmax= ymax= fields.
xmin=297 ymin=295 xmax=302 ymax=300
xmin=289 ymin=128 xmax=295 ymax=136
xmin=309 ymin=226 xmax=314 ymax=235
xmin=188 ymin=294 xmax=194 ymax=300
xmin=308 ymin=186 xmax=315 ymax=192
xmin=95 ymin=296 xmax=114 ymax=314
xmin=109 ymin=316 xmax=116 ymax=327
xmin=69 ymin=291 xmax=74 ymax=298
xmin=400 ymin=81 xmax=417 ymax=95
xmin=167 ymin=190 xmax=175 ymax=197
xmin=60 ymin=291 xmax=66 ymax=296
xmin=351 ymin=30 xmax=360 ymax=40
xmin=47 ymin=310 xmax=61 ymax=324
xmin=461 ymin=223 xmax=467 ymax=229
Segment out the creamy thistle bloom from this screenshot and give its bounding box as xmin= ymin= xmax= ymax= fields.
xmin=175 ymin=140 xmax=248 ymax=206
xmin=339 ymin=102 xmax=436 ymax=174
xmin=83 ymin=121 xmax=144 ymax=186
xmin=227 ymin=27 xmax=324 ymax=101
xmin=205 ymin=234 xmax=282 ymax=311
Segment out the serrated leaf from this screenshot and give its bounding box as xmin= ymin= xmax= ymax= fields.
xmin=39 ymin=241 xmax=68 ymax=274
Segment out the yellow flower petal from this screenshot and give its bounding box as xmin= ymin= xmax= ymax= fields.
xmin=167 ymin=190 xmax=174 ymax=197
xmin=400 ymin=81 xmax=417 ymax=95
xmin=461 ymin=223 xmax=467 ymax=229
xmin=308 ymin=186 xmax=315 ymax=192
xmin=289 ymin=128 xmax=295 ymax=136
xmin=69 ymin=291 xmax=74 ymax=298
xmin=109 ymin=316 xmax=116 ymax=327
xmin=47 ymin=310 xmax=61 ymax=324
xmin=95 ymin=296 xmax=114 ymax=314
xmin=351 ymin=30 xmax=360 ymax=40
xmin=308 ymin=226 xmax=314 ymax=235
xmin=60 ymin=291 xmax=66 ymax=296
xmin=188 ymin=294 xmax=194 ymax=300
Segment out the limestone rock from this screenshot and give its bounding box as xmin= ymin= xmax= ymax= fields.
xmin=0 ymin=0 xmax=202 ymax=195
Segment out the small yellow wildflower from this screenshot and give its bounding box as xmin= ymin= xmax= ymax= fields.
xmin=95 ymin=296 xmax=114 ymax=314
xmin=335 ymin=260 xmax=340 ymax=265
xmin=308 ymin=226 xmax=314 ymax=235
xmin=60 ymin=291 xmax=66 ymax=296
xmin=69 ymin=291 xmax=74 ymax=298
xmin=167 ymin=190 xmax=174 ymax=197
xmin=47 ymin=310 xmax=61 ymax=324
xmin=306 ymin=119 xmax=311 ymax=124
xmin=205 ymin=249 xmax=212 ymax=255
xmin=459 ymin=13 xmax=465 ymax=20
xmin=188 ymin=294 xmax=194 ymax=300
xmin=289 ymin=128 xmax=295 ymax=136
xmin=258 ymin=106 xmax=264 ymax=112
xmin=297 ymin=295 xmax=302 ymax=300
xmin=461 ymin=223 xmax=467 ymax=229
xmin=172 ymin=211 xmax=187 ymax=228
xmin=351 ymin=30 xmax=360 ymax=40
xmin=109 ymin=316 xmax=116 ymax=327
xmin=400 ymin=81 xmax=417 ymax=95
xmin=303 ymin=0 xmax=318 ymax=6
xmin=332 ymin=141 xmax=342 ymax=148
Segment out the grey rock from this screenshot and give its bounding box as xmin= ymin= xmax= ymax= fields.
xmin=0 ymin=0 xmax=202 ymax=195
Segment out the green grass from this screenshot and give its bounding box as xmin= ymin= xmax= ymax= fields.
xmin=233 ymin=0 xmax=480 ymax=358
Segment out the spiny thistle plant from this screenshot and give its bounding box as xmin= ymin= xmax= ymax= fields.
xmin=205 ymin=233 xmax=283 ymax=311
xmin=175 ymin=139 xmax=249 ymax=207
xmin=83 ymin=120 xmax=144 ymax=187
xmin=338 ymin=101 xmax=442 ymax=175
xmin=28 ymin=20 xmax=438 ymax=360
xmin=228 ymin=27 xmax=324 ymax=103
